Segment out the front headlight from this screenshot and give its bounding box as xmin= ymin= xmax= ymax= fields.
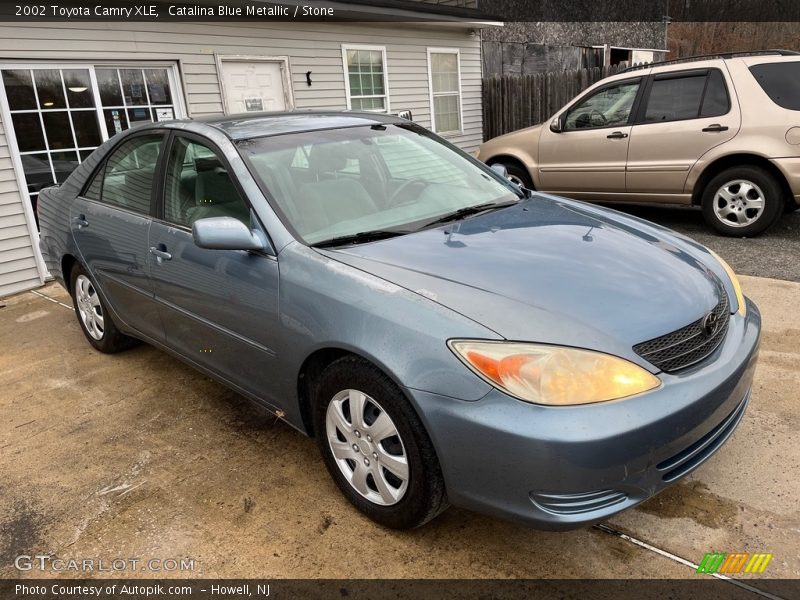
xmin=708 ymin=250 xmax=746 ymax=316
xmin=448 ymin=340 xmax=661 ymax=406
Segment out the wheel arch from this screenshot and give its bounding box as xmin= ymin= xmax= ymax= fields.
xmin=691 ymin=153 xmax=793 ymax=207
xmin=296 ymin=345 xmax=417 ymax=438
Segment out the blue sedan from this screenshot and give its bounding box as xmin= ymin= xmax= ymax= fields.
xmin=37 ymin=112 xmax=760 ymax=529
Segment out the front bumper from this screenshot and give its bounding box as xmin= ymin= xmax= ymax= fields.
xmin=409 ymin=299 xmax=761 ymax=529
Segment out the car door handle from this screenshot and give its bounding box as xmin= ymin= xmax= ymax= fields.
xmin=149 ymin=246 xmax=172 ymax=263
xmin=72 ymin=214 xmax=89 ymax=228
xmin=702 ymin=123 xmax=729 ymax=132
xmin=606 ymin=131 xmax=629 ymax=139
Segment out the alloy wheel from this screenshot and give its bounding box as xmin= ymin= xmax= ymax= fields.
xmin=713 ymin=179 xmax=765 ymax=228
xmin=75 ymin=274 xmax=104 ymax=340
xmin=325 ymin=389 xmax=409 ymax=506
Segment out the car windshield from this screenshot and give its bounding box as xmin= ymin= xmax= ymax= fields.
xmin=237 ymin=123 xmax=519 ymax=245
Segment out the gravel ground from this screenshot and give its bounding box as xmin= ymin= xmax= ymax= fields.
xmin=607 ymin=203 xmax=800 ymax=283
xmin=2 ymin=278 xmax=799 ymax=581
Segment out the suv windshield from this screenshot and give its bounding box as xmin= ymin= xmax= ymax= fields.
xmin=237 ymin=123 xmax=518 ymax=245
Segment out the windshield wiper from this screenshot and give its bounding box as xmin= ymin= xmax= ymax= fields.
xmin=311 ymin=229 xmax=409 ymax=249
xmin=419 ymin=199 xmax=520 ymax=229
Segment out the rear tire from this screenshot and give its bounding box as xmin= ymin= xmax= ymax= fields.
xmin=312 ymin=356 xmax=448 ymax=529
xmin=490 ymin=160 xmax=533 ymax=189
xmin=701 ymin=166 xmax=782 ymax=236
xmin=69 ymin=263 xmax=138 ymax=353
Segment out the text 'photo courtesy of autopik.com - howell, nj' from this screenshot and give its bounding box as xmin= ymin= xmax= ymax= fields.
xmin=0 ymin=1 xmax=799 ymax=600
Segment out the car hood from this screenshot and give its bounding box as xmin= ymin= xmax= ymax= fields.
xmin=320 ymin=195 xmax=725 ymax=368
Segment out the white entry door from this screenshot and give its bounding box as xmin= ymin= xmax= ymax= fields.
xmin=219 ymin=59 xmax=289 ymax=114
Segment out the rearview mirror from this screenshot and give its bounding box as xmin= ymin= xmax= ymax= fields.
xmin=490 ymin=163 xmax=509 ymax=179
xmin=549 ymin=118 xmax=563 ymax=133
xmin=192 ymin=217 xmax=267 ymax=251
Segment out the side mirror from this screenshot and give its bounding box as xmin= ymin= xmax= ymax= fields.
xmin=490 ymin=163 xmax=509 ymax=179
xmin=549 ymin=117 xmax=563 ymax=133
xmin=192 ymin=217 xmax=267 ymax=251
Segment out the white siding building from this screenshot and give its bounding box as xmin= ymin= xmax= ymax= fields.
xmin=0 ymin=10 xmax=497 ymax=297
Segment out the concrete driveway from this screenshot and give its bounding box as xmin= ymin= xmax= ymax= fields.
xmin=1 ymin=276 xmax=798 ymax=587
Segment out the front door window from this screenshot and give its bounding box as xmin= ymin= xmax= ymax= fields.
xmin=564 ymin=80 xmax=640 ymax=130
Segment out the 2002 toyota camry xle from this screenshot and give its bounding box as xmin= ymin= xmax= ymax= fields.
xmin=38 ymin=111 xmax=761 ymax=530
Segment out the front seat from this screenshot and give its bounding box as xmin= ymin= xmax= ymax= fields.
xmin=297 ymin=143 xmax=379 ymax=235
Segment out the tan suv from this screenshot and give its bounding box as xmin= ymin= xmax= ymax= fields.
xmin=478 ymin=50 xmax=800 ymax=236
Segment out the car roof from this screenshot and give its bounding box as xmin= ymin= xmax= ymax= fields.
xmin=161 ymin=110 xmax=407 ymax=141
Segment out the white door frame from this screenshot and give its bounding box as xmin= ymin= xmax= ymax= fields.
xmin=215 ymin=55 xmax=294 ymax=114
xmin=0 ymin=61 xmax=186 ymax=284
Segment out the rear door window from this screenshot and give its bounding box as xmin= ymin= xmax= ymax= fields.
xmin=644 ymin=74 xmax=706 ymax=122
xmin=642 ymin=69 xmax=729 ymax=123
xmin=699 ymin=69 xmax=730 ymax=117
xmin=99 ymin=134 xmax=164 ymax=214
xmin=749 ymin=61 xmax=800 ymax=110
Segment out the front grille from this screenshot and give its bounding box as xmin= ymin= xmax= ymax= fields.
xmin=530 ymin=489 xmax=628 ymax=515
xmin=633 ymin=289 xmax=730 ymax=372
xmin=657 ymin=391 xmax=749 ymax=482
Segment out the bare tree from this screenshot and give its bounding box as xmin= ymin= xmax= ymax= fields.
xmin=667 ymin=22 xmax=799 ymax=57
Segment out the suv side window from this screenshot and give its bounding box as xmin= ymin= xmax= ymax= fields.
xmin=749 ymin=61 xmax=800 ymax=111
xmin=163 ymin=136 xmax=250 ymax=228
xmin=643 ymin=70 xmax=729 ymax=123
xmin=98 ymin=135 xmax=164 ymax=214
xmin=564 ymin=80 xmax=641 ymax=130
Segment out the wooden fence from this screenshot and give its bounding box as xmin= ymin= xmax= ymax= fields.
xmin=482 ymin=64 xmax=630 ymax=140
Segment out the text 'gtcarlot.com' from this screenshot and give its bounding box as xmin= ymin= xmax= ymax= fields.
xmin=14 ymin=555 xmax=195 ymax=572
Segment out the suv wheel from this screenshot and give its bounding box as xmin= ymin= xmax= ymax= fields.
xmin=70 ymin=263 xmax=138 ymax=353
xmin=701 ymin=166 xmax=782 ymax=236
xmin=312 ymin=356 xmax=448 ymax=529
xmin=489 ymin=161 xmax=533 ymax=189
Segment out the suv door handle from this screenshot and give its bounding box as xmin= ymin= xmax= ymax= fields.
xmin=149 ymin=245 xmax=172 ymax=264
xmin=72 ymin=214 xmax=89 ymax=228
xmin=606 ymin=131 xmax=629 ymax=139
xmin=702 ymin=123 xmax=729 ymax=132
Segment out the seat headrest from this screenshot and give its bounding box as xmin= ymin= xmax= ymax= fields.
xmin=308 ymin=143 xmax=348 ymax=174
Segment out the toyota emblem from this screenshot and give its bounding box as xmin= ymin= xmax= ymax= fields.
xmin=702 ymin=312 xmax=720 ymax=337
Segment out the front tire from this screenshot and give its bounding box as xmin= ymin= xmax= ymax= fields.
xmin=312 ymin=357 xmax=448 ymax=529
xmin=701 ymin=166 xmax=783 ymax=236
xmin=70 ymin=263 xmax=138 ymax=353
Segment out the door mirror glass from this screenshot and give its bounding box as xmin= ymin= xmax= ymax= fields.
xmin=192 ymin=216 xmax=266 ymax=251
xmin=490 ymin=163 xmax=509 ymax=178
xmin=549 ymin=118 xmax=562 ymax=133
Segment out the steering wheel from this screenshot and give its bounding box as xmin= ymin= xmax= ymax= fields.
xmin=389 ymin=179 xmax=429 ymax=206
xmin=590 ymin=109 xmax=608 ymax=127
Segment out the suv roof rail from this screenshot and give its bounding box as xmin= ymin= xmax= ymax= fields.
xmin=622 ymin=49 xmax=800 ymax=73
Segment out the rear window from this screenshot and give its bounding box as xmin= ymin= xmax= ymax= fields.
xmin=749 ymin=61 xmax=800 ymax=111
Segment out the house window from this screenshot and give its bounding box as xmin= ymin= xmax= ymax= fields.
xmin=1 ymin=68 xmax=102 ymax=216
xmin=95 ymin=67 xmax=177 ymax=138
xmin=343 ymin=46 xmax=389 ymax=112
xmin=428 ymin=49 xmax=462 ymax=134
xmin=0 ymin=63 xmax=182 ymax=223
